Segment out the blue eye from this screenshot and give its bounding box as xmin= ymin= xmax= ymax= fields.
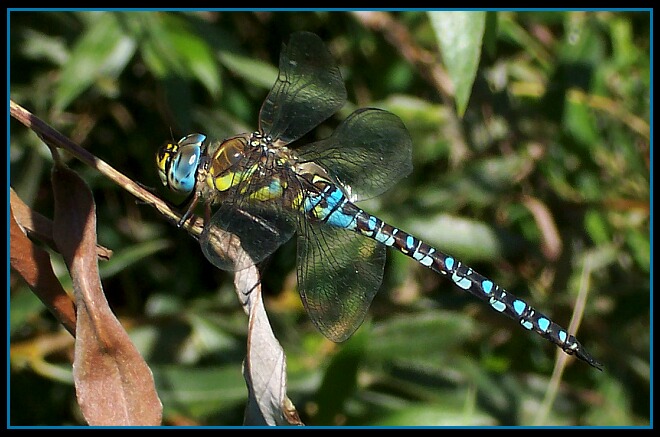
xmin=165 ymin=134 xmax=206 ymax=195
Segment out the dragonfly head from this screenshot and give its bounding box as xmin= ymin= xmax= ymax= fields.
xmin=156 ymin=133 xmax=206 ymax=195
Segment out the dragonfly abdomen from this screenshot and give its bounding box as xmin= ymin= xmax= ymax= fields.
xmin=304 ymin=182 xmax=602 ymax=369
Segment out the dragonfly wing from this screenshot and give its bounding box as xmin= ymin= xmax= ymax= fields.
xmin=200 ymin=200 xmax=296 ymax=271
xmin=296 ymin=220 xmax=386 ymax=342
xmin=259 ymin=31 xmax=347 ymax=144
xmin=297 ymin=108 xmax=413 ymax=201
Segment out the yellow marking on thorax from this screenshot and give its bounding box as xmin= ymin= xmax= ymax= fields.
xmin=248 ymin=178 xmax=287 ymax=202
xmin=208 ymin=171 xmax=235 ymax=192
xmin=204 ymin=136 xmax=253 ymax=192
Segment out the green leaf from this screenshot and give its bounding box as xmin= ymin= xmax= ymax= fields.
xmin=403 ymin=213 xmax=504 ymax=262
xmin=626 ymin=228 xmax=650 ymax=272
xmin=428 ymin=11 xmax=486 ymax=117
xmin=482 ymin=12 xmax=499 ymax=58
xmin=497 ymin=13 xmax=552 ymax=71
xmin=54 ymin=13 xmax=136 ymax=111
xmin=584 ymin=209 xmax=610 ymax=246
xmin=563 ymin=94 xmax=599 ymax=147
xmin=139 ymin=14 xmax=221 ymax=98
xmin=218 ymin=50 xmax=278 ymax=90
xmin=367 ymin=312 xmax=478 ymax=360
xmin=9 ymin=287 xmax=48 ymax=334
xmin=19 ymin=29 xmax=69 ymax=66
xmin=373 ymin=403 xmax=496 ymax=426
xmin=98 ymin=239 xmax=172 ymax=279
xmin=313 ymin=324 xmax=367 ymax=424
xmin=168 ymin=23 xmax=222 ymax=98
xmin=153 ymin=365 xmax=247 ymax=418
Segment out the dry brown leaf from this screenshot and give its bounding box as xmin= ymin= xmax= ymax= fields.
xmin=11 ymin=188 xmax=113 ymax=261
xmin=51 ymin=163 xmax=162 ymax=426
xmin=9 ymin=208 xmax=77 ymax=336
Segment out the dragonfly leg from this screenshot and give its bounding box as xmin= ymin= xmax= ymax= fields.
xmin=177 ymin=191 xmax=200 ymax=227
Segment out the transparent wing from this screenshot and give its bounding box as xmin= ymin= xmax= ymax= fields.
xmin=296 ymin=220 xmax=387 ymax=342
xmin=296 ymin=108 xmax=413 ymax=202
xmin=200 ymin=200 xmax=296 ymax=271
xmin=259 ymin=31 xmax=347 ymax=145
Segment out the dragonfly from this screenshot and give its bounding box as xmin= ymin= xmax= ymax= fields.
xmin=156 ymin=31 xmax=601 ymax=370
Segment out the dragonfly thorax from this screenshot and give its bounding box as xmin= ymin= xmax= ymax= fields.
xmin=197 ymin=131 xmax=299 ymax=206
xmin=248 ymin=131 xmax=272 ymax=149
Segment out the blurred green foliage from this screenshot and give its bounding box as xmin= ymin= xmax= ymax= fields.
xmin=9 ymin=11 xmax=649 ymax=426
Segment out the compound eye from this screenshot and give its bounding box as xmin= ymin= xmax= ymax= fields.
xmin=179 ymin=133 xmax=206 ymax=149
xmin=156 ymin=134 xmax=206 ymax=195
